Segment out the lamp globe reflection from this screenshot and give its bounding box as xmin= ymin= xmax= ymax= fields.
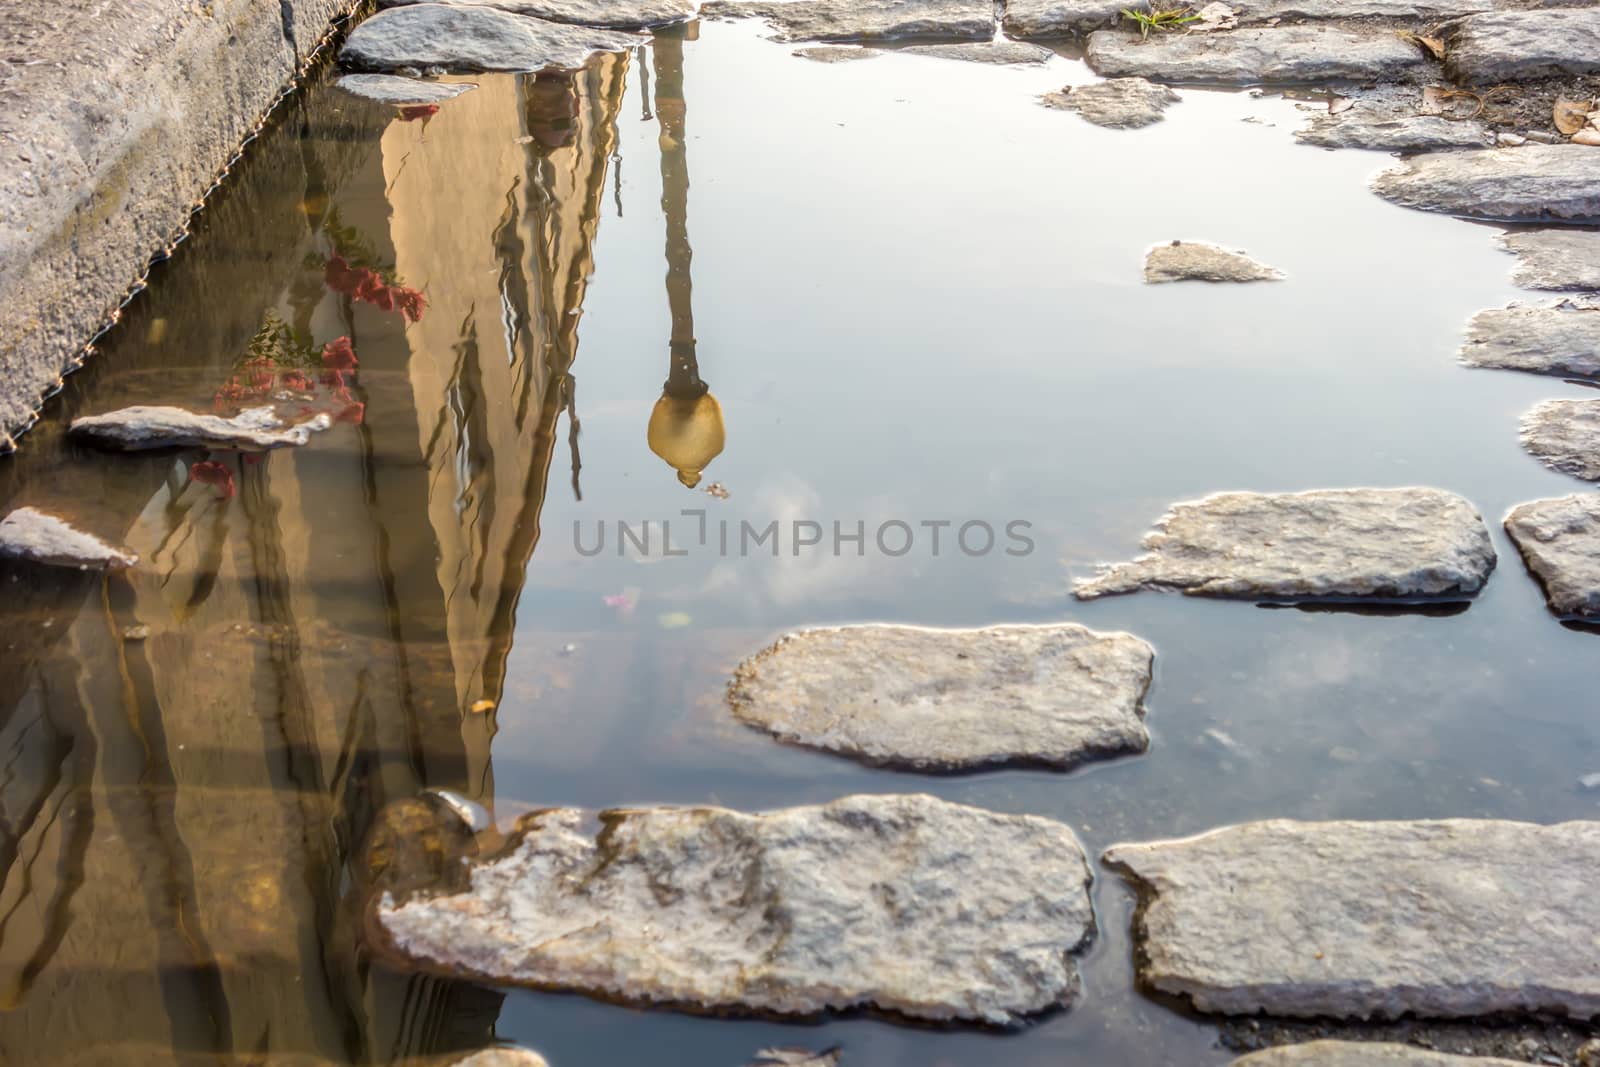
xmin=647 ymin=342 xmax=723 ymax=489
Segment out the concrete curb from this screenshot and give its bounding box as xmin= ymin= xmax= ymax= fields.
xmin=0 ymin=0 xmax=366 ymax=452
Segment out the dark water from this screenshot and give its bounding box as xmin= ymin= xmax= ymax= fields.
xmin=0 ymin=18 xmax=1596 ymax=1066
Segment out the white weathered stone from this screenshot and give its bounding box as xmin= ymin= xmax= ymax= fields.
xmin=379 ymin=0 xmax=695 ymax=28
xmin=448 ymin=1050 xmax=551 ymax=1067
xmin=1085 ymin=26 xmax=1428 ymax=84
xmin=1231 ymin=1042 xmax=1525 ymax=1066
xmin=1144 ymin=240 xmax=1283 ymax=282
xmin=1459 ymin=302 xmax=1600 ymax=380
xmin=1504 ymin=494 xmax=1600 ymax=618
xmin=1371 ymin=146 xmax=1600 ymax=222
xmin=699 ymin=0 xmax=996 ymax=41
xmin=0 ymin=507 xmax=138 ymax=570
xmin=341 ymin=4 xmax=640 ymax=72
xmin=792 ymin=45 xmax=882 ymax=60
xmin=1498 ymin=230 xmax=1600 ymax=291
xmin=1074 ymin=489 xmax=1496 ymax=601
xmin=1296 ymin=112 xmax=1491 ymax=151
xmin=69 ymin=405 xmax=333 ymax=452
xmin=898 ymin=40 xmax=1055 ymax=63
xmin=1105 ymin=818 xmax=1600 ymax=1018
xmin=747 ymin=1050 xmax=840 ymax=1067
xmin=335 ymin=74 xmax=479 ymax=105
xmin=1003 ymin=0 xmax=1126 ymax=36
xmin=1041 ymin=78 xmax=1180 ymax=128
xmin=1521 ymin=399 xmax=1600 ymax=481
xmin=374 ymin=794 xmax=1096 ymax=1025
xmin=727 ymin=624 xmax=1153 ymax=771
xmin=1233 ymin=0 xmax=1490 ymax=19
xmin=1442 ymin=9 xmax=1600 ymax=83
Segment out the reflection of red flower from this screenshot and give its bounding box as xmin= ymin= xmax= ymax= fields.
xmin=337 ymin=401 xmax=366 ymax=425
xmin=400 ymin=105 xmax=439 ymax=122
xmin=281 ymin=370 xmax=312 ymax=392
xmin=190 ymin=460 xmax=235 ymax=500
xmin=321 ymin=336 xmax=357 ymax=373
xmin=391 ymin=285 xmax=427 ymax=323
xmin=324 ymin=254 xmax=362 ymax=295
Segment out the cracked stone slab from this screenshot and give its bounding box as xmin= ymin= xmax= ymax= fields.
xmin=1371 ymin=146 xmax=1600 ymax=223
xmin=377 ymin=0 xmax=696 ymax=29
xmin=726 ymin=624 xmax=1153 ymax=771
xmin=1003 ymin=0 xmax=1127 ymax=36
xmin=341 ymin=4 xmax=641 ymax=72
xmin=1442 ymin=9 xmax=1600 ymax=83
xmin=1105 ymin=819 xmax=1600 ymax=1019
xmin=1085 ymin=26 xmax=1429 ymax=85
xmin=1296 ymin=112 xmax=1492 ymax=150
xmin=1458 ymin=301 xmax=1600 ymax=381
xmin=0 ymin=507 xmax=138 ymax=570
xmin=699 ymin=0 xmax=997 ymax=41
xmin=1232 ymin=0 xmax=1491 ymax=19
xmin=1145 ymin=240 xmax=1283 ymax=282
xmin=1505 ymin=494 xmax=1600 ymax=618
xmin=1498 ymin=230 xmax=1600 ymax=291
xmin=372 ymin=794 xmax=1096 ymax=1025
xmin=335 ymin=74 xmax=479 ymax=105
xmin=1231 ymin=1043 xmax=1526 ymax=1066
xmin=1042 ymin=78 xmax=1180 ymax=128
xmin=1521 ymin=399 xmax=1600 ymax=481
xmin=1074 ymin=488 xmax=1497 ymax=601
xmin=69 ymin=405 xmax=333 ymax=452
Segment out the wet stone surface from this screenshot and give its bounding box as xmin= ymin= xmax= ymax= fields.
xmin=68 ymin=405 xmax=333 ymax=452
xmin=897 ymin=40 xmax=1055 ymax=63
xmin=335 ymin=73 xmax=479 ymax=104
xmin=1144 ymin=240 xmax=1283 ymax=282
xmin=1459 ymin=301 xmax=1600 ymax=381
xmin=0 ymin=507 xmax=138 ymax=570
xmin=1498 ymin=229 xmax=1600 ymax=291
xmin=1041 ymin=77 xmax=1180 ymax=128
xmin=1295 ymin=110 xmax=1492 ymax=151
xmin=1074 ymin=488 xmax=1497 ymax=601
xmin=373 ymin=794 xmax=1096 ymax=1025
xmin=341 ymin=3 xmax=640 ymax=72
xmin=698 ymin=0 xmax=997 ymax=41
xmin=378 ymin=0 xmax=696 ymax=28
xmin=1105 ymin=819 xmax=1600 ymax=1019
xmin=1521 ymin=398 xmax=1600 ymax=481
xmin=1231 ymin=0 xmax=1490 ymax=18
xmin=727 ymin=624 xmax=1154 ymax=771
xmin=1003 ymin=0 xmax=1127 ymax=36
xmin=1230 ymin=1042 xmax=1525 ymax=1066
xmin=1442 ymin=8 xmax=1600 ymax=84
xmin=1085 ymin=26 xmax=1429 ymax=85
xmin=1371 ymin=146 xmax=1600 ymax=222
xmin=1504 ymin=493 xmax=1600 ymax=618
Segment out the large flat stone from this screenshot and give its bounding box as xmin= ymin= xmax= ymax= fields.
xmin=1145 ymin=240 xmax=1283 ymax=282
xmin=335 ymin=74 xmax=479 ymax=105
xmin=1231 ymin=1043 xmax=1525 ymax=1066
xmin=0 ymin=506 xmax=138 ymax=570
xmin=1074 ymin=489 xmax=1496 ymax=602
xmin=1085 ymin=26 xmax=1428 ymax=85
xmin=1003 ymin=0 xmax=1126 ymax=37
xmin=1442 ymin=9 xmax=1600 ymax=83
xmin=1296 ymin=112 xmax=1492 ymax=151
xmin=1458 ymin=302 xmax=1600 ymax=381
xmin=1233 ymin=0 xmax=1491 ymax=19
xmin=1371 ymin=146 xmax=1600 ymax=223
xmin=1105 ymin=819 xmax=1600 ymax=1019
xmin=341 ymin=4 xmax=640 ymax=72
xmin=1505 ymin=494 xmax=1600 ymax=618
xmin=1498 ymin=230 xmax=1600 ymax=291
xmin=727 ymin=624 xmax=1153 ymax=771
xmin=69 ymin=405 xmax=332 ymax=452
xmin=1521 ymin=399 xmax=1600 ymax=481
xmin=699 ymin=0 xmax=996 ymax=41
xmin=373 ymin=794 xmax=1096 ymax=1025
xmin=1042 ymin=78 xmax=1181 ymax=128
xmin=376 ymin=0 xmax=696 ymax=29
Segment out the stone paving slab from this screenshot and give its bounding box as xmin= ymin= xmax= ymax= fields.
xmin=341 ymin=3 xmax=641 ymax=72
xmin=1505 ymin=493 xmax=1600 ymax=618
xmin=1231 ymin=1042 xmax=1526 ymax=1066
xmin=1042 ymin=78 xmax=1181 ymax=128
xmin=377 ymin=0 xmax=697 ymax=29
xmin=1498 ymin=230 xmax=1600 ymax=291
xmin=700 ymin=0 xmax=997 ymax=41
xmin=1521 ymin=398 xmax=1600 ymax=481
xmin=373 ymin=794 xmax=1096 ymax=1025
xmin=1105 ymin=818 xmax=1600 ymax=1019
xmin=1459 ymin=302 xmax=1600 ymax=380
xmin=727 ymin=624 xmax=1153 ymax=771
xmin=1145 ymin=240 xmax=1283 ymax=282
xmin=1085 ymin=26 xmax=1430 ymax=85
xmin=1371 ymin=146 xmax=1600 ymax=222
xmin=1296 ymin=112 xmax=1493 ymax=150
xmin=0 ymin=506 xmax=138 ymax=569
xmin=1442 ymin=8 xmax=1600 ymax=83
xmin=335 ymin=74 xmax=479 ymax=105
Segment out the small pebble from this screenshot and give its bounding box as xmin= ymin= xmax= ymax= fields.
xmin=1497 ymin=132 xmax=1527 ymax=147
xmin=122 ymin=624 xmax=151 ymax=641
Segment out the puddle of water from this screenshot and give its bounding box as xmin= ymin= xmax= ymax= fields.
xmin=1 ymin=18 xmax=1597 ymax=1066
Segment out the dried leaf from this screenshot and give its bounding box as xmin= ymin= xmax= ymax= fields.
xmin=1554 ymin=97 xmax=1594 ymax=136
xmin=1191 ymin=1 xmax=1237 ymax=30
xmin=1574 ymin=128 xmax=1600 ymax=146
xmin=1329 ymin=95 xmax=1355 ymax=114
xmin=1419 ymin=85 xmax=1449 ymax=115
xmin=1396 ymin=30 xmax=1445 ymax=59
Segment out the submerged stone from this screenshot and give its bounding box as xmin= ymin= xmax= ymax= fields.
xmin=1504 ymin=494 xmax=1600 ymax=618
xmin=1085 ymin=26 xmax=1428 ymax=85
xmin=792 ymin=45 xmax=881 ymax=60
xmin=1074 ymin=488 xmax=1496 ymax=601
xmin=1144 ymin=240 xmax=1283 ymax=282
xmin=335 ymin=74 xmax=479 ymax=105
xmin=698 ymin=0 xmax=996 ymax=42
xmin=898 ymin=40 xmax=1055 ymax=63
xmin=747 ymin=1051 xmax=840 ymax=1067
xmin=1041 ymin=78 xmax=1179 ymax=128
xmin=1458 ymin=302 xmax=1600 ymax=381
xmin=373 ymin=794 xmax=1096 ymax=1025
xmin=727 ymin=624 xmax=1153 ymax=771
xmin=342 ymin=4 xmax=640 ymax=73
xmin=377 ymin=0 xmax=696 ymax=29
xmin=1105 ymin=818 xmax=1600 ymax=1018
xmin=69 ymin=405 xmax=333 ymax=452
xmin=1371 ymin=146 xmax=1600 ymax=223
xmin=1295 ymin=112 xmax=1491 ymax=151
xmin=0 ymin=507 xmax=138 ymax=570
xmin=1231 ymin=1043 xmax=1525 ymax=1066
xmin=1442 ymin=9 xmax=1600 ymax=84
xmin=1498 ymin=230 xmax=1600 ymax=291
xmin=1521 ymin=399 xmax=1600 ymax=482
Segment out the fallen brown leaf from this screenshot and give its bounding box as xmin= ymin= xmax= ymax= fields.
xmin=1397 ymin=30 xmax=1445 ymax=59
xmin=1554 ymin=97 xmax=1594 ymax=136
xmin=1330 ymin=95 xmax=1355 ymax=114
xmin=1574 ymin=128 xmax=1600 ymax=146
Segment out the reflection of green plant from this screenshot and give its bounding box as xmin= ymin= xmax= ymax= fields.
xmin=243 ymin=312 xmax=321 ymax=370
xmin=300 ymin=207 xmax=402 ymax=286
xmin=1122 ymin=3 xmax=1199 ymax=37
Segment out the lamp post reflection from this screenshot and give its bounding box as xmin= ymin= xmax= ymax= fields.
xmin=645 ymin=29 xmax=725 ymax=490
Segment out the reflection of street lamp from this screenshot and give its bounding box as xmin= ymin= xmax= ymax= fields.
xmin=645 ymin=28 xmax=724 ymax=489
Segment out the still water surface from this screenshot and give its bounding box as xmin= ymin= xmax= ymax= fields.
xmin=0 ymin=19 xmax=1596 ymax=1066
